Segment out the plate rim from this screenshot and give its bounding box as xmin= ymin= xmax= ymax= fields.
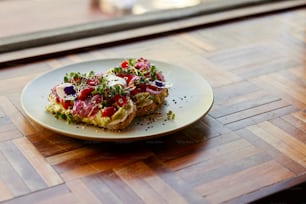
xmin=21 ymin=58 xmax=214 ymax=141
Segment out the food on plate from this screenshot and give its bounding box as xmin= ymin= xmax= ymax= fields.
xmin=46 ymin=70 xmax=136 ymax=130
xmin=46 ymin=58 xmax=172 ymax=130
xmin=108 ymin=57 xmax=171 ymax=116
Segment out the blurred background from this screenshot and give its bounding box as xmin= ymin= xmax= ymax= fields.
xmin=0 ymin=0 xmax=221 ymax=38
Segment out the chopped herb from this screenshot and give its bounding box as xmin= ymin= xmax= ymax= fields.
xmin=167 ymin=110 xmax=175 ymax=120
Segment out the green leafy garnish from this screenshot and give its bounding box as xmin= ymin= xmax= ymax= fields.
xmin=167 ymin=110 xmax=175 ymax=120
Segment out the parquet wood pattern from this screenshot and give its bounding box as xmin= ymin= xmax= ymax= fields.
xmin=0 ymin=8 xmax=305 ymax=204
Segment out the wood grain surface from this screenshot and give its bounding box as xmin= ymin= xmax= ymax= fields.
xmin=0 ymin=7 xmax=305 ymax=204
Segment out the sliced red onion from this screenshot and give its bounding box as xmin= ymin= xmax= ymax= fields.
xmin=156 ymin=72 xmax=165 ymax=81
xmin=146 ymin=87 xmax=162 ymax=95
xmin=128 ymin=75 xmax=140 ymax=86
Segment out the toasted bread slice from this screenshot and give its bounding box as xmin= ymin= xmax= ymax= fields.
xmin=46 ymin=94 xmax=136 ymax=130
xmin=46 ymin=71 xmax=137 ymax=130
xmin=108 ymin=58 xmax=170 ymax=117
xmin=134 ymin=88 xmax=168 ymax=117
xmin=105 ymin=101 xmax=137 ymax=130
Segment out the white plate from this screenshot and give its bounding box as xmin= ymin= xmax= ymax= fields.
xmin=21 ymin=58 xmax=213 ymax=141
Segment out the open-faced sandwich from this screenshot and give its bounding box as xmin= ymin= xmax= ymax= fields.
xmin=46 ymin=70 xmax=136 ymax=130
xmin=46 ymin=58 xmax=171 ymax=130
xmin=108 ymin=57 xmax=170 ymax=116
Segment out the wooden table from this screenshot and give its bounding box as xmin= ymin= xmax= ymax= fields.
xmin=0 ymin=6 xmax=305 ymax=204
